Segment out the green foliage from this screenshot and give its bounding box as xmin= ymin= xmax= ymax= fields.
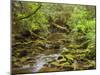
xmin=12 ymin=1 xmax=96 ymax=73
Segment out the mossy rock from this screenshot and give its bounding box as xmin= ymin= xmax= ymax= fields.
xmin=61 ymin=48 xmax=70 ymax=55
xmin=39 ymin=66 xmax=60 ymax=72
xmin=20 ymin=57 xmax=30 ymax=62
xmin=67 ymin=44 xmax=80 ymax=49
xmin=50 ymin=61 xmax=70 ymax=68
xmin=58 ymin=58 xmax=66 ymax=63
xmin=50 ymin=61 xmax=60 ymax=66
xmin=12 ymin=67 xmax=33 ymax=74
xmin=35 ymin=40 xmax=43 ymax=44
xmin=64 ymin=54 xmax=74 ymax=61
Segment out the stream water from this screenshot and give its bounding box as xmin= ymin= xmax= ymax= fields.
xmin=31 ymin=45 xmax=66 ymax=72
xmin=13 ymin=45 xmax=65 ymax=74
xmin=18 ymin=47 xmax=66 ymax=73
xmin=13 ymin=53 xmax=60 ymax=74
xmin=32 ymin=54 xmax=60 ymax=72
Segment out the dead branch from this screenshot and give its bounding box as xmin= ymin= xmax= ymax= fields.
xmin=51 ymin=22 xmax=67 ymax=31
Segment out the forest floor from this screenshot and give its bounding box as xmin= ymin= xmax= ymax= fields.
xmin=12 ymin=31 xmax=96 ymax=74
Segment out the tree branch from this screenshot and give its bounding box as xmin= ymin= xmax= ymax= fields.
xmin=18 ymin=4 xmax=42 ymax=20
xmin=51 ymin=22 xmax=67 ymax=31
xmin=31 ymin=32 xmax=46 ymax=40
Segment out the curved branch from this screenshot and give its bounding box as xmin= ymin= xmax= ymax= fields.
xmin=18 ymin=4 xmax=42 ymax=20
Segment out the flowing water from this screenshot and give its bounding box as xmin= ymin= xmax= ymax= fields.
xmin=31 ymin=45 xmax=64 ymax=72
xmin=17 ymin=53 xmax=60 ymax=73
xmin=13 ymin=42 xmax=65 ymax=74
xmin=32 ymin=54 xmax=60 ymax=72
